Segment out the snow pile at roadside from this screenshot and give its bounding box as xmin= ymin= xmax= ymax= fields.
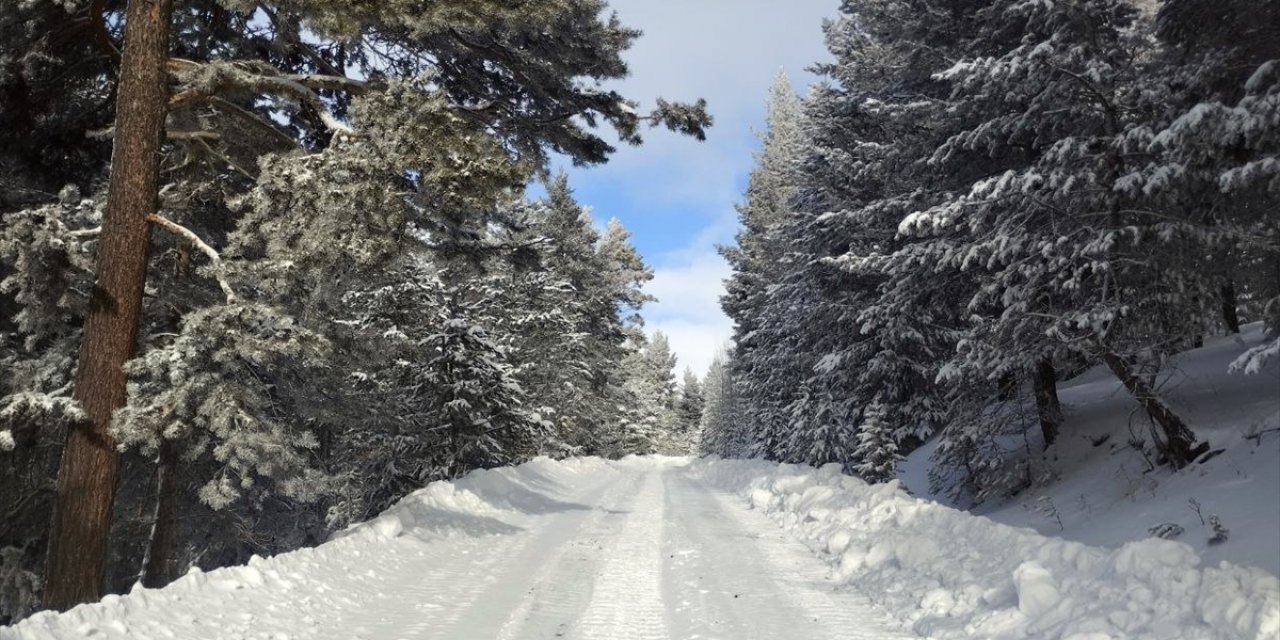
xmin=1 ymin=457 xmax=618 ymax=640
xmin=333 ymin=456 xmax=619 ymax=543
xmin=691 ymin=457 xmax=1280 ymax=640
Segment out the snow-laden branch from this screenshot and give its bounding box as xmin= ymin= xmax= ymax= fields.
xmin=146 ymin=213 xmax=237 ymax=303
xmin=69 ymin=227 xmax=102 ymax=238
xmin=254 ymin=75 xmax=354 ymax=135
xmin=168 ymin=60 xmax=361 ymax=136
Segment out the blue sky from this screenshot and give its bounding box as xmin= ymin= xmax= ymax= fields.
xmin=557 ymin=0 xmax=837 ymax=376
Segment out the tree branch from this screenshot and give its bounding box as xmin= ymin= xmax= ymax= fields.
xmin=146 ymin=213 xmax=237 ymax=303
xmin=192 ymin=136 xmax=256 ymax=180
xmin=89 ymin=0 xmax=121 ymax=64
xmin=69 ymin=226 xmax=102 ymax=238
xmin=167 ymin=61 xmax=362 ymax=136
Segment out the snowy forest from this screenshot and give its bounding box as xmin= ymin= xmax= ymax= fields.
xmin=1 ymin=0 xmax=1279 ymax=635
xmin=0 ymin=0 xmax=709 ymax=621
xmin=702 ymin=0 xmax=1280 ymax=496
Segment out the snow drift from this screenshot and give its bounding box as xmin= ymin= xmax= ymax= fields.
xmin=691 ymin=457 xmax=1279 ymax=640
xmin=1 ymin=457 xmax=622 ymax=640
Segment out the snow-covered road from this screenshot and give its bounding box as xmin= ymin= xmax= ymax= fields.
xmin=4 ymin=458 xmax=912 ymax=640
xmin=7 ymin=456 xmax=1277 ymax=640
xmin=332 ymin=460 xmax=911 ymax=640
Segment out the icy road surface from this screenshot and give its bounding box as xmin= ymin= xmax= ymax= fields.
xmin=4 ymin=458 xmax=912 ymax=640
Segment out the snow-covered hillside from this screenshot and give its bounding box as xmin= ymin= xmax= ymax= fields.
xmin=902 ymin=323 xmax=1280 ymax=575
xmin=5 ymin=457 xmax=1277 ymax=640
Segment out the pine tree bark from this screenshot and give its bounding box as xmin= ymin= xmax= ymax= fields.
xmin=1220 ymin=280 xmax=1241 ymax=335
xmin=1100 ymin=352 xmax=1206 ymax=469
xmin=43 ymin=0 xmax=173 ymax=610
xmin=1031 ymin=356 xmax=1062 ymax=449
xmin=141 ymin=439 xmax=179 ymax=589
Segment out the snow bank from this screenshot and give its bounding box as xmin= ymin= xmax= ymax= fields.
xmin=333 ymin=456 xmax=618 ymax=544
xmin=1 ymin=457 xmax=619 ymax=640
xmin=691 ymin=457 xmax=1280 ymax=640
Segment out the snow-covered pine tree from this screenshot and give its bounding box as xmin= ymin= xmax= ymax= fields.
xmin=500 ymin=180 xmax=657 ymax=457
xmin=677 ymin=368 xmax=705 ymax=433
xmin=774 ymin=0 xmax=978 ymax=469
xmin=1146 ymin=0 xmax=1280 ymax=374
xmin=38 ymin=0 xmax=175 ymax=607
xmin=853 ymin=404 xmax=902 ymax=484
xmin=111 ymin=303 xmax=333 ymax=586
xmin=672 ymin=368 xmax=705 ymax=453
xmin=697 ymin=352 xmax=742 ymax=458
xmin=418 ymin=305 xmax=551 ymax=480
xmin=721 ymin=72 xmax=817 ymax=462
xmin=621 ymin=331 xmax=681 ymax=454
xmin=906 ymin=0 xmax=1209 ymax=468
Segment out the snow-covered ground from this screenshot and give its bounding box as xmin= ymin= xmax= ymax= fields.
xmin=3 ymin=457 xmax=911 ymax=640
xmin=901 ymin=323 xmax=1280 ymax=576
xmin=700 ymin=458 xmax=1278 ymax=639
xmin=6 ymin=455 xmax=1277 ymax=640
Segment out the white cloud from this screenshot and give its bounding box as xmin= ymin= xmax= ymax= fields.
xmin=643 ymin=252 xmax=734 ymax=376
xmin=566 ymin=0 xmax=835 ymax=376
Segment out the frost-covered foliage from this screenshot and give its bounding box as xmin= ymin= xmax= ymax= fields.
xmin=852 ymin=405 xmax=901 ymax=484
xmin=0 ymin=192 xmax=97 ymax=349
xmin=622 ymin=331 xmax=682 ymax=454
xmin=718 ymin=0 xmax=1280 ymax=495
xmin=113 ymin=304 xmax=331 ymax=510
xmin=317 ymin=184 xmax=660 ymax=526
xmin=418 ymin=314 xmax=550 ymax=475
xmin=718 ymin=73 xmax=819 ymax=463
xmin=698 ymin=352 xmax=750 ymax=459
xmin=672 ymin=368 xmax=704 ymax=449
xmin=0 ymin=394 xmax=84 ymax=446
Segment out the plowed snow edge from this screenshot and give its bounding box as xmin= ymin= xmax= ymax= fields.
xmin=690 ymin=457 xmax=1279 ymax=640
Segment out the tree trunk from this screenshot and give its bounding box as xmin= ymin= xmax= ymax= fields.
xmin=43 ymin=0 xmax=173 ymax=610
xmin=141 ymin=439 xmax=179 ymax=589
xmin=1101 ymin=352 xmax=1206 ymax=469
xmin=996 ymin=371 xmax=1017 ymax=402
xmin=1032 ymin=356 xmax=1062 ymax=449
xmin=1220 ymin=280 xmax=1241 ymax=335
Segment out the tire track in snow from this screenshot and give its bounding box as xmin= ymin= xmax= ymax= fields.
xmin=575 ymin=469 xmax=669 ymax=640
xmin=327 ymin=466 xmax=633 ymax=640
xmin=432 ymin=468 xmax=648 ymax=639
xmin=487 ymin=471 xmax=646 ymax=640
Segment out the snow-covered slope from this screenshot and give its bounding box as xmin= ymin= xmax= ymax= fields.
xmin=901 ymin=323 xmax=1280 ymax=575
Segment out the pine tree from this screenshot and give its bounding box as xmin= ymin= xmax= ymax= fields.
xmin=43 ymin=0 xmax=174 ymax=609
xmin=514 ymin=181 xmax=657 ymax=456
xmin=621 ymin=330 xmax=680 ymax=453
xmin=924 ymin=0 xmax=1208 ymax=467
xmin=419 ymin=309 xmax=551 ymax=479
xmin=853 ymin=404 xmax=902 ymax=484
xmin=672 ymin=368 xmax=704 ymax=452
xmin=721 ymin=72 xmax=815 ymax=462
xmin=697 ymin=352 xmax=744 ymax=458
xmin=1149 ymin=0 xmax=1280 ymax=374
xmin=677 ymin=369 xmax=704 ymax=433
